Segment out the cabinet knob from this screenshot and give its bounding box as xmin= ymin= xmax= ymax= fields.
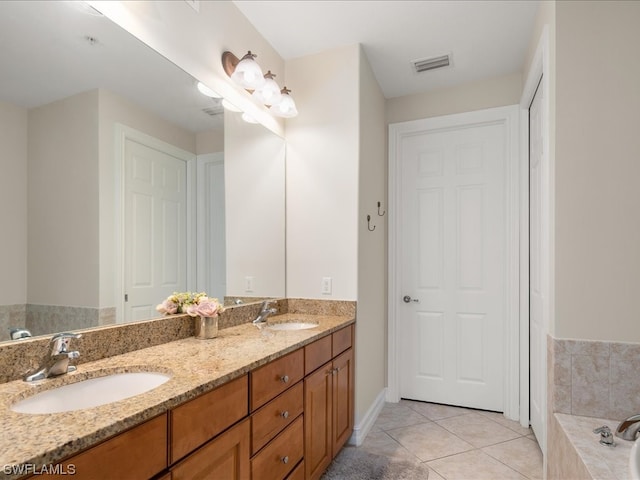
xmin=281 ymin=456 xmax=289 ymax=464
xmin=281 ymin=410 xmax=289 ymax=419
xmin=280 ymin=375 xmax=289 ymax=383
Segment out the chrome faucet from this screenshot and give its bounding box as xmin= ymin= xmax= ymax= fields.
xmin=615 ymin=414 xmax=640 ymax=441
xmin=253 ymin=300 xmax=278 ymax=325
xmin=9 ymin=327 xmax=32 ymax=340
xmin=24 ymin=332 xmax=81 ymax=382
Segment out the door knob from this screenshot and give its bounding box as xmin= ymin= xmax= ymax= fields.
xmin=403 ymin=295 xmax=419 ymax=303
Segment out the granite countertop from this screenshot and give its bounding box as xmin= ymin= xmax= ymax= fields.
xmin=0 ymin=313 xmax=355 ymax=474
xmin=555 ymin=413 xmax=632 ymax=480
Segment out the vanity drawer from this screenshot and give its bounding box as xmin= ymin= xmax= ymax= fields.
xmin=251 ymin=382 xmax=303 ymax=454
xmin=170 ymin=375 xmax=248 ymax=463
xmin=332 ymin=325 xmax=352 ymax=357
xmin=40 ymin=413 xmax=167 ymax=479
xmin=305 ymin=335 xmax=332 ymax=375
xmin=251 ymin=349 xmax=304 ymax=411
xmin=251 ymin=416 xmax=304 ymax=480
xmin=286 ymin=460 xmax=305 ymax=480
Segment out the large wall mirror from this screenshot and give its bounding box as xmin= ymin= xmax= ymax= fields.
xmin=0 ymin=1 xmax=285 ymax=343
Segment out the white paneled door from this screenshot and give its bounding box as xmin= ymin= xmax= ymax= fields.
xmin=397 ymin=115 xmax=509 ymax=412
xmin=124 ymin=137 xmax=187 ymax=322
xmin=529 ymin=77 xmax=546 ymax=450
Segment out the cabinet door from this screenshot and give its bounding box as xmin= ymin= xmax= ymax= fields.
xmin=304 ymin=362 xmax=333 ymax=480
xmin=171 ymin=418 xmax=250 ymax=480
xmin=332 ymin=348 xmax=354 ymax=455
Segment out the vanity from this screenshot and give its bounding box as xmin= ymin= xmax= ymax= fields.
xmin=0 ymin=305 xmax=355 ymax=480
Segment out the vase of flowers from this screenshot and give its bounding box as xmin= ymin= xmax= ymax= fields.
xmin=156 ymin=292 xmax=225 ymax=339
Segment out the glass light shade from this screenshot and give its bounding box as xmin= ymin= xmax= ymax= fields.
xmin=230 ymin=52 xmax=265 ymax=90
xmin=241 ymin=112 xmax=259 ymax=124
xmin=272 ymin=89 xmax=298 ymax=118
xmin=252 ymin=71 xmax=282 ymax=106
xmin=221 ymin=99 xmax=242 ymax=112
xmin=197 ymin=82 xmax=221 ymax=98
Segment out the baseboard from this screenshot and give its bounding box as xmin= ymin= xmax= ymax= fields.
xmin=348 ymin=387 xmax=387 ymax=446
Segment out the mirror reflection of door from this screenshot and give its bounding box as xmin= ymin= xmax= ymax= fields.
xmin=197 ymin=153 xmax=226 ymax=301
xmin=123 ymin=133 xmax=191 ymax=322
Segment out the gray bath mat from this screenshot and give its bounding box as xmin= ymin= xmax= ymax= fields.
xmin=321 ymin=447 xmax=430 ymax=480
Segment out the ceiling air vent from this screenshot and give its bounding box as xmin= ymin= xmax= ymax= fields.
xmin=413 ymin=54 xmax=450 ymax=73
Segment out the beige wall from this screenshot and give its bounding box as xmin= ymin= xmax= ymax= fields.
xmin=285 ymin=45 xmax=360 ymax=300
xmin=224 ymin=110 xmax=285 ymax=297
xmin=0 ymin=101 xmax=28 ymax=305
xmin=196 ymin=130 xmax=224 ymax=155
xmin=28 ymin=90 xmax=100 ymax=306
xmin=356 ymin=46 xmax=387 ymax=426
xmin=386 ymin=72 xmax=522 ymax=124
xmin=554 ymin=0 xmax=640 ymax=342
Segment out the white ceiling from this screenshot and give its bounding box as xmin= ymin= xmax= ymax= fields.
xmin=233 ymin=0 xmax=540 ymax=99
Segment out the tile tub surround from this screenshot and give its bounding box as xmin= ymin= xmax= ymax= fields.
xmin=0 ymin=298 xmax=355 ymax=384
xmin=548 ymin=336 xmax=640 ymax=419
xmin=547 ymin=335 xmax=640 ymax=479
xmin=548 ymin=413 xmax=633 ymax=480
xmin=0 ymin=311 xmax=355 ymax=475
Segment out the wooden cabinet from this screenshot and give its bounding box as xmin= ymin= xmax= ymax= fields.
xmin=251 ymin=382 xmax=303 ymax=455
xmin=170 ymin=375 xmax=248 ymax=464
xmin=35 ymin=413 xmax=168 ymax=480
xmin=251 ymin=416 xmax=304 ymax=480
xmin=170 ymin=418 xmax=250 ymax=480
xmin=251 ymin=349 xmax=304 ymax=411
xmin=23 ymin=322 xmax=354 ymax=480
xmin=332 ymin=348 xmax=354 ymax=452
xmin=250 ymin=350 xmax=305 ymax=480
xmin=304 ymin=326 xmax=354 ymax=480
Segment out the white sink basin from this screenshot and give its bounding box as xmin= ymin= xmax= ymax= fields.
xmin=11 ymin=372 xmax=171 ymax=414
xmin=267 ymin=321 xmax=319 ymax=331
xmin=631 ymin=438 xmax=640 ymax=480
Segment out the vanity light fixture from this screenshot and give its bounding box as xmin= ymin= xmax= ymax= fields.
xmin=252 ymin=71 xmax=282 ymax=106
xmin=221 ymin=98 xmax=243 ymax=113
xmin=222 ymin=50 xmax=298 ymax=118
xmin=241 ymin=112 xmax=259 ymax=124
xmin=196 ymin=81 xmax=222 ymax=98
xmin=223 ymin=51 xmax=265 ymax=90
xmin=271 ymin=87 xmax=298 ymax=118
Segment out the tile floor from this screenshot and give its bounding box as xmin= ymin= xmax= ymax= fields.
xmin=357 ymin=400 xmax=543 ymax=480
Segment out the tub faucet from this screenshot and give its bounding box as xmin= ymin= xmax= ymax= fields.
xmin=615 ymin=414 xmax=640 ymax=441
xmin=253 ymin=300 xmax=278 ymax=325
xmin=24 ymin=332 xmax=81 ymax=382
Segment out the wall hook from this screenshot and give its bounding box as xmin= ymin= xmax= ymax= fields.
xmin=367 ymin=215 xmax=376 ymax=231
xmin=377 ymin=201 xmax=386 ymax=216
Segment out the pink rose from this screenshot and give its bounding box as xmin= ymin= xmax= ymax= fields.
xmin=188 ymin=298 xmax=223 ymax=317
xmin=156 ymin=299 xmax=178 ymax=314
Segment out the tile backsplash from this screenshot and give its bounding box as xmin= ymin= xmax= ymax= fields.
xmin=549 ymin=335 xmax=640 ymax=419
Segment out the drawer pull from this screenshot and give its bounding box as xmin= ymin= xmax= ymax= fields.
xmin=281 ymin=456 xmax=289 ymax=464
xmin=280 ymin=375 xmax=289 ymax=384
xmin=281 ymin=410 xmax=289 ymax=419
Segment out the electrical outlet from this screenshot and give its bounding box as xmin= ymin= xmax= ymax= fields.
xmin=322 ymin=277 xmax=332 ymax=295
xmin=245 ymin=276 xmax=254 ymax=293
